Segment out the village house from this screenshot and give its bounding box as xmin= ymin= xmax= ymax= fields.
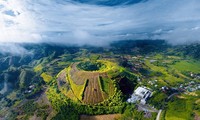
xmin=127 ymin=86 xmax=152 ymax=104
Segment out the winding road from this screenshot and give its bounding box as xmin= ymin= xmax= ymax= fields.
xmin=156 ymin=92 xmax=179 ymax=120
xmin=156 ymin=110 xmax=162 ymax=120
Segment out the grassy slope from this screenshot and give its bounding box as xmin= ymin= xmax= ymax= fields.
xmin=165 ymin=98 xmax=194 ymax=120
xmin=66 ymin=67 xmax=88 ymax=101
xmin=99 ymin=76 xmax=115 ymax=97
xmin=164 ymin=91 xmax=200 ymax=120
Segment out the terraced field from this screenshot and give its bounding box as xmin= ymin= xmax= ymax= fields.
xmin=82 ymin=75 xmax=104 ymax=104
xmin=69 ymin=63 xmax=109 ymax=104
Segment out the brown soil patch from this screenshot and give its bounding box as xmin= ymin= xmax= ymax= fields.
xmin=82 ymin=74 xmax=104 ymax=104
xmin=195 ymin=113 xmax=200 ymax=120
xmin=80 ymin=114 xmax=121 ymax=120
xmin=57 ymin=70 xmax=68 ymax=88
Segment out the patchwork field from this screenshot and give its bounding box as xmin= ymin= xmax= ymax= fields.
xmin=143 ymin=55 xmax=200 ymax=87
xmin=145 ymin=60 xmax=184 ymax=85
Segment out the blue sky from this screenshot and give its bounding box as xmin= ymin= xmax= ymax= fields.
xmin=0 ymin=0 xmax=200 ymax=47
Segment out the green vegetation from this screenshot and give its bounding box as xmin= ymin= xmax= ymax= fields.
xmin=19 ymin=70 xmax=34 ymax=88
xmin=99 ymin=77 xmax=110 ymax=93
xmin=145 ymin=60 xmax=184 ymax=85
xmin=148 ymin=92 xmax=168 ymax=109
xmin=34 ymin=64 xmax=43 ymax=72
xmin=46 ymin=78 xmax=125 ymax=120
xmin=18 ymin=100 xmax=38 ymax=119
xmin=41 ymin=73 xmax=53 ymax=83
xmin=1 ymin=41 xmax=200 ymax=120
xmin=63 ymin=60 xmax=136 ymax=105
xmin=67 ymin=67 xmax=88 ymax=101
xmin=172 ymin=60 xmax=200 ymax=73
xmin=99 ymin=76 xmax=115 ymax=96
xmin=119 ymin=104 xmax=157 ymax=120
xmin=77 ymin=61 xmax=105 ymax=71
xmin=36 ymin=105 xmax=49 ymax=120
xmin=165 ymin=98 xmax=194 ymax=120
xmin=43 ymin=60 xmax=138 ymax=119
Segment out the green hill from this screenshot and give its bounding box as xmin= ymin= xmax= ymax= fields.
xmin=55 ymin=60 xmax=137 ymax=105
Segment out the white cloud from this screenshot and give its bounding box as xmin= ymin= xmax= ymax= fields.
xmin=0 ymin=43 xmax=31 ymax=55
xmin=0 ymin=0 xmax=200 ymax=47
xmin=0 ymin=0 xmax=41 ymax=43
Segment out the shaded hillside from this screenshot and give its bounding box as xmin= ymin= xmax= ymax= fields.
xmin=110 ymin=40 xmax=169 ymax=55
xmin=178 ymin=44 xmax=200 ymax=59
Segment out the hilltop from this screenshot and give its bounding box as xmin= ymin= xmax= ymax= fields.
xmin=56 ymin=60 xmax=136 ymax=105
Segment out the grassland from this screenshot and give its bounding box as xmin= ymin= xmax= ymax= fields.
xmin=161 ymin=91 xmax=200 ymax=120
xmin=41 ymin=73 xmax=53 ymax=83
xmin=172 ymin=60 xmax=200 ymax=73
xmin=142 ymin=53 xmax=200 ymax=88
xmin=165 ymin=98 xmax=194 ymax=120
xmin=195 ymin=98 xmax=200 ymax=116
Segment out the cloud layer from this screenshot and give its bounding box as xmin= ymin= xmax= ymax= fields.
xmin=0 ymin=0 xmax=200 ymax=47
